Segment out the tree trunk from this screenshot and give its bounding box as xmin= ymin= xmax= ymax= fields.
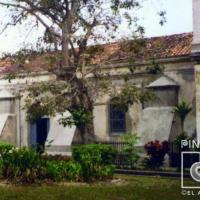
xmin=72 ymin=78 xmax=96 ymax=144
xmin=78 ymin=122 xmax=95 ymax=144
xmin=78 ymin=94 xmax=95 ymax=143
xmin=61 ymin=24 xmax=69 ymax=68
xmin=61 ymin=17 xmax=96 ymax=143
xmin=181 ymin=119 xmax=184 ymax=134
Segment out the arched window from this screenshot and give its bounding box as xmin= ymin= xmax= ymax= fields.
xmin=109 ymin=104 xmax=126 ymax=134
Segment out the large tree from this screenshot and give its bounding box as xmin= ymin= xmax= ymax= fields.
xmin=0 ymin=0 xmax=165 ymax=143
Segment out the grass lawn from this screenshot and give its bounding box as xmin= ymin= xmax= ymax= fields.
xmin=0 ymin=175 xmax=195 ymax=200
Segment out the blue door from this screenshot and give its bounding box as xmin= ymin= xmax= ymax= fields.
xmin=30 ymin=118 xmax=50 ymax=153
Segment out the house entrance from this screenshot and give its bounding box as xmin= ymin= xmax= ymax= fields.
xmin=30 ymin=118 xmax=50 ymax=153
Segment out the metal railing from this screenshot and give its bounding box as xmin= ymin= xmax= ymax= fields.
xmin=72 ymin=141 xmax=199 ymax=168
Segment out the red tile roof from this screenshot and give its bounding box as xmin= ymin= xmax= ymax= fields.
xmin=0 ymin=32 xmax=193 ymax=74
xmin=100 ymin=32 xmax=192 ymax=62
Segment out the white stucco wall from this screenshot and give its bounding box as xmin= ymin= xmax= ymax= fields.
xmin=0 ymin=59 xmax=197 ymax=147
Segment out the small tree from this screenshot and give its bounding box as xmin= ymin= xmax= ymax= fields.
xmin=173 ymin=101 xmax=192 ymax=134
xmin=121 ymin=133 xmax=140 ymax=168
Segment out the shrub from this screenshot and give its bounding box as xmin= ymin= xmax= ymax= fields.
xmin=0 ymin=143 xmax=15 ymax=157
xmin=96 ymin=165 xmax=115 ymax=179
xmin=73 ymin=144 xmax=116 ymax=165
xmin=1 ymin=147 xmax=44 ymax=183
xmin=1 ymin=144 xmax=115 ymax=183
xmin=174 ymin=133 xmax=191 ymax=150
xmin=72 ymin=144 xmax=116 ymax=182
xmin=169 ymin=133 xmax=193 ymax=168
xmin=63 ymin=161 xmax=82 ymax=181
xmin=45 ymin=160 xmax=82 ymax=182
xmin=42 ymin=154 xmax=71 ymax=162
xmin=0 ymin=143 xmax=15 ymax=178
xmin=121 ymin=133 xmax=140 ymax=168
xmin=144 ymin=140 xmax=169 ymax=169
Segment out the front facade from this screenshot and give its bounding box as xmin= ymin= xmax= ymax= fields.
xmin=93 ymin=51 xmax=196 ymax=145
xmin=0 ymin=0 xmax=200 ymax=154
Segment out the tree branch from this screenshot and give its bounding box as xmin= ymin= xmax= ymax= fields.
xmin=0 ymin=1 xmax=61 ymax=39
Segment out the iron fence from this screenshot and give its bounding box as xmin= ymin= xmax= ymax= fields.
xmin=72 ymin=141 xmax=129 ymax=152
xmin=72 ymin=141 xmax=130 ymax=167
xmin=72 ymin=141 xmax=199 ymax=168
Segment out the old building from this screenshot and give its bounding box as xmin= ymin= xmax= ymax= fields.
xmin=0 ymin=0 xmax=199 ymax=155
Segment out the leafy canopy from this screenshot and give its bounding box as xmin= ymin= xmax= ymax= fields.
xmin=173 ymin=101 xmax=192 ymax=122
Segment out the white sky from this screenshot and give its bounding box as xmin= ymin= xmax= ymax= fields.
xmin=0 ymin=0 xmax=192 ymax=54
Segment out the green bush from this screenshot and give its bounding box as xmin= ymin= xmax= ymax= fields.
xmin=45 ymin=160 xmax=82 ymax=182
xmin=1 ymin=147 xmax=44 ymax=183
xmin=169 ymin=133 xmax=193 ymax=168
xmin=1 ymin=147 xmax=82 ymax=183
xmin=96 ymin=165 xmax=115 ymax=179
xmin=73 ymin=144 xmax=116 ymax=165
xmin=64 ymin=161 xmax=82 ymax=181
xmin=0 ymin=144 xmax=115 ymax=183
xmin=0 ymin=143 xmax=15 ymax=178
xmin=44 ymin=161 xmax=62 ymax=181
xmin=41 ymin=154 xmax=72 ymax=162
xmin=72 ymin=144 xmax=116 ymax=182
xmin=121 ymin=134 xmax=140 ymax=168
xmin=0 ymin=143 xmax=15 ymax=157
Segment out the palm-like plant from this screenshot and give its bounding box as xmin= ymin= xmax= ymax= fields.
xmin=173 ymin=101 xmax=192 ymax=134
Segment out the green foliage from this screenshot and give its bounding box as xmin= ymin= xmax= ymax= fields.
xmin=24 ymin=81 xmax=69 ymax=122
xmin=0 ymin=143 xmax=15 ymax=157
xmin=41 ymin=154 xmax=71 ymax=162
xmin=5 ymin=72 xmax=17 ymax=83
xmin=120 ymin=134 xmax=140 ymax=168
xmin=120 ymin=38 xmax=146 ymax=61
xmin=172 ymin=101 xmax=192 ymax=133
xmin=158 ymin=11 xmax=167 ymax=26
xmin=59 ymin=107 xmax=93 ymax=128
xmin=0 ymin=146 xmax=82 ymax=183
xmin=63 ymin=161 xmax=82 ymax=181
xmin=1 ymin=147 xmax=44 ymax=183
xmin=72 ymin=144 xmax=116 ymax=182
xmin=169 ymin=133 xmax=192 ymax=168
xmin=0 ymin=143 xmax=15 ymax=178
xmin=139 ymin=84 xmax=155 ymax=107
xmin=1 ymin=147 xmax=81 ymax=183
xmin=174 ymin=133 xmax=191 ymax=148
xmin=45 ymin=161 xmax=82 ymax=182
xmin=111 ymin=83 xmax=154 ymax=112
xmin=0 ymin=145 xmax=115 ymax=183
xmin=146 ymin=60 xmax=164 ymax=74
xmin=173 ymin=101 xmax=192 ymax=122
xmin=111 ymin=84 xmax=140 ymax=112
xmin=73 ymin=144 xmax=116 ymax=165
xmin=84 ymin=45 xmax=104 ymax=65
xmin=44 ymin=161 xmax=62 ymax=181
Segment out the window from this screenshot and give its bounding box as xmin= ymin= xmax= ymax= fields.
xmin=109 ymin=104 xmax=126 ymax=134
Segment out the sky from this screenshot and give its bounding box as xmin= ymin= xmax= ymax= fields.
xmin=0 ymin=0 xmax=193 ymax=54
